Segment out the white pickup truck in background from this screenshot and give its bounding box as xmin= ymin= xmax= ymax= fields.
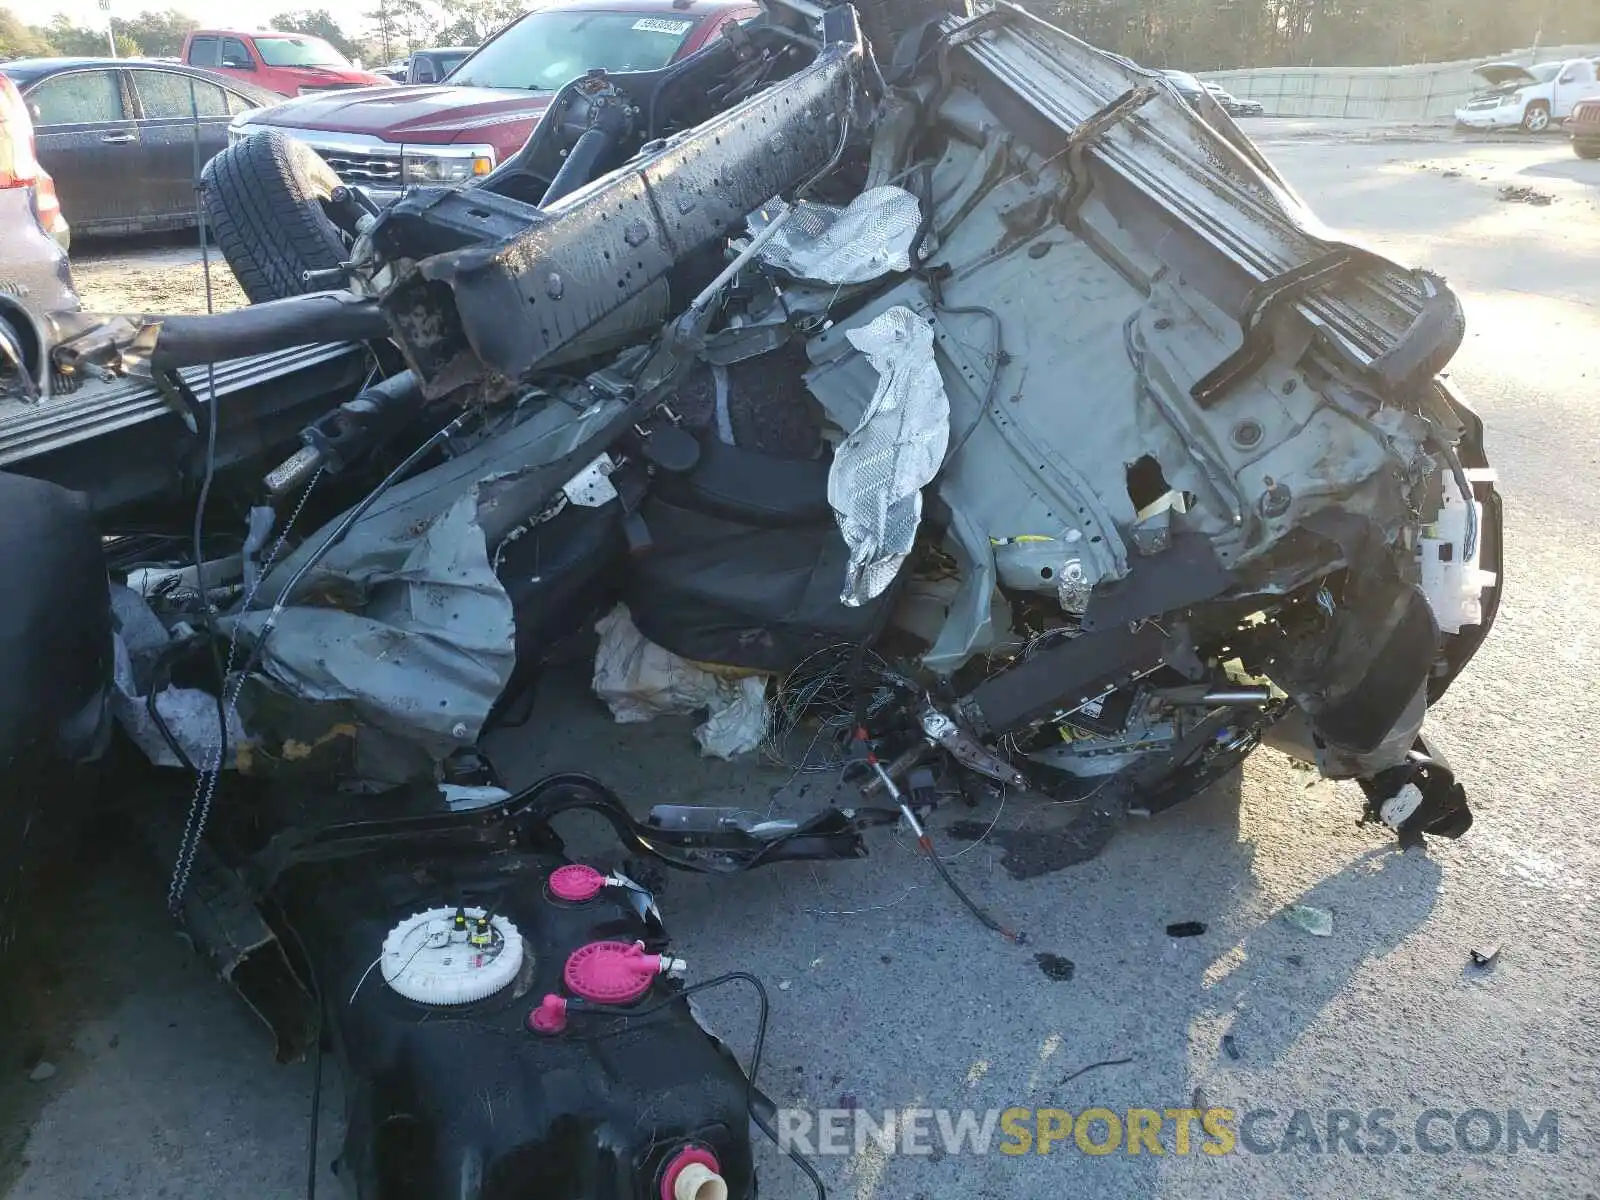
xmin=1455 ymin=57 xmax=1600 ymax=132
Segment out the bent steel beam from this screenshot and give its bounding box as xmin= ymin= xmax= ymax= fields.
xmin=379 ymin=7 xmax=866 ymax=394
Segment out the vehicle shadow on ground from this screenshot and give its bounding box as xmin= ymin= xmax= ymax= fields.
xmin=1518 ymin=158 xmax=1600 ymax=184
xmin=1188 ymin=842 xmax=1443 ymax=1065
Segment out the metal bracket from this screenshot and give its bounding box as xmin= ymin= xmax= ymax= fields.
xmin=1190 ymin=247 xmax=1354 ymax=409
xmin=1059 ymin=85 xmax=1159 ymax=225
xmin=922 ymin=705 xmax=1028 ymax=788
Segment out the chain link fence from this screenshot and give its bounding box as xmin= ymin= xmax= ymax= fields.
xmin=1202 ymin=43 xmax=1600 ymax=120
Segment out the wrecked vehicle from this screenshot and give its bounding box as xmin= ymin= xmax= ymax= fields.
xmin=2 ymin=0 xmax=1502 ymax=1195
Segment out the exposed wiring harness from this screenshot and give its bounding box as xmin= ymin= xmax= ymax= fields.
xmin=855 ymin=728 xmax=1024 ymax=945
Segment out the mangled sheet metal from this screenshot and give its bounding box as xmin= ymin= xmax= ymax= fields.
xmin=226 ymin=395 xmax=626 ymax=784
xmin=60 ymin=0 xmax=1495 ymax=845
xmin=109 ymin=585 xmax=246 ymax=770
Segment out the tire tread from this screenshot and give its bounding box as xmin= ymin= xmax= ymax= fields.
xmin=200 ymin=131 xmax=347 ymax=305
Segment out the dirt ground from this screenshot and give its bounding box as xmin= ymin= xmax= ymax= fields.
xmin=69 ymin=239 xmax=247 ymax=314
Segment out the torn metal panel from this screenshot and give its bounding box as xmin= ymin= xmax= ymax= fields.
xmin=235 ymin=484 xmax=515 ymax=770
xmin=253 ymin=393 xmax=625 ymax=608
xmin=232 ymin=396 xmax=627 ymax=778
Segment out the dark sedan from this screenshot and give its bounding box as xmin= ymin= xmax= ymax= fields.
xmin=0 ymin=58 xmax=279 ymax=238
xmin=1204 ymin=80 xmax=1266 ymax=117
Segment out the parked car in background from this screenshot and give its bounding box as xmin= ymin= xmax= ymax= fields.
xmin=0 ymin=59 xmax=278 ymax=237
xmin=0 ymin=69 xmax=74 ymax=393
xmin=1160 ymin=68 xmax=1206 ymax=105
xmin=229 ymin=0 xmax=759 ymax=201
xmin=1203 ymin=80 xmax=1264 ymax=117
xmin=401 ymin=47 xmax=475 ymax=84
xmin=1570 ymin=97 xmax=1600 ymax=158
xmin=181 ymin=29 xmax=393 ymax=98
xmin=1454 ymin=58 xmax=1600 ymax=132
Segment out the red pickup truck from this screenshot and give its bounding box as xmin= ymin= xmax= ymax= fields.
xmin=182 ymin=29 xmax=392 ymax=98
xmin=227 ymin=0 xmax=759 ymax=198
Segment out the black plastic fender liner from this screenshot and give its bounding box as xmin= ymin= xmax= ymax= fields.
xmin=381 ymin=8 xmax=867 ymax=393
xmin=1358 ymin=733 xmax=1473 ymax=843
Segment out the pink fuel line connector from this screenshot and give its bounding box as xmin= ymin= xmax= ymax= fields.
xmin=547 ymin=863 xmax=628 ymax=902
xmin=528 ymin=940 xmax=688 ymax=1034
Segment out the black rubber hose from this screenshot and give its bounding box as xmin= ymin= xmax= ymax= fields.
xmin=145 ymin=293 xmax=387 ymax=373
xmin=752 ymin=1101 xmax=828 ymax=1200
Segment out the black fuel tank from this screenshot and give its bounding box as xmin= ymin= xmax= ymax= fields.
xmin=275 ymin=843 xmax=754 ymax=1200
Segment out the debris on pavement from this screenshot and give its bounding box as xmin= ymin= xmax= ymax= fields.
xmin=26 ymin=1061 xmax=57 ymax=1082
xmin=592 ymin=604 xmax=770 ymax=759
xmin=1469 ymin=943 xmax=1502 ymax=968
xmin=1034 ymin=952 xmax=1076 ymax=981
xmin=1222 ymin=1033 xmax=1241 ymax=1060
xmin=1283 ymin=903 xmax=1335 ymax=937
xmin=1498 ymin=184 xmax=1554 ymax=206
xmin=1058 ymin=1056 xmax=1136 ymax=1086
xmin=1166 ymin=921 xmax=1207 ymax=938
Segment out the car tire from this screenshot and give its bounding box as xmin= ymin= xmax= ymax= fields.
xmin=1576 ymin=142 xmax=1600 ymax=160
xmin=1521 ymin=101 xmax=1551 ymax=133
xmin=201 ymin=130 xmax=348 ymax=305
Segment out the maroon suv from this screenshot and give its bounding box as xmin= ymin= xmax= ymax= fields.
xmin=1571 ymin=97 xmax=1600 ymax=159
xmin=228 ymin=0 xmax=759 ymax=198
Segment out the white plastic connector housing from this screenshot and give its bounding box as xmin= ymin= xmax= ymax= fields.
xmin=1418 ymin=467 xmax=1497 ymax=635
xmin=673 ymin=1163 xmax=728 ymax=1200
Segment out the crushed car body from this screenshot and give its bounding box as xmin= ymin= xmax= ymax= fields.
xmin=0 ymin=1 xmax=1502 ymax=1195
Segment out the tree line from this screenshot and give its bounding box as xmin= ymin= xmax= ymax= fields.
xmin=4 ymin=0 xmax=1599 ymax=69
xmin=0 ymin=1 xmax=522 ymax=66
xmin=1021 ymin=0 xmax=1600 ymax=71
